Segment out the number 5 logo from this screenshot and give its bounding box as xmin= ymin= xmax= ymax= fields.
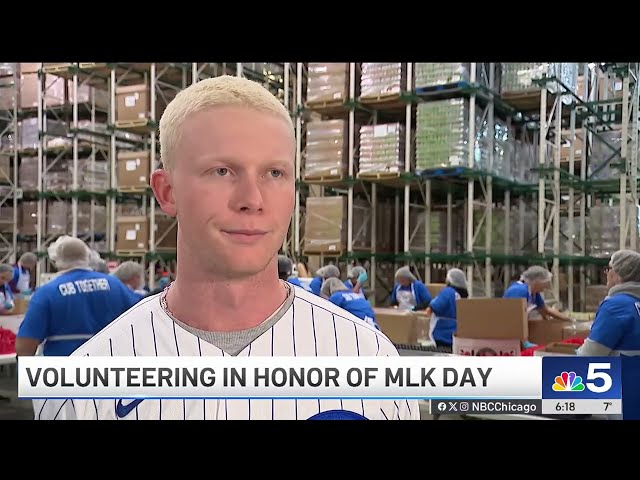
xmin=586 ymin=363 xmax=612 ymax=393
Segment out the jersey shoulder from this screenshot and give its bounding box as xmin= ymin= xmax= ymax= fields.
xmin=70 ymin=293 xmax=163 ymax=356
xmin=292 ymin=287 xmax=397 ymax=356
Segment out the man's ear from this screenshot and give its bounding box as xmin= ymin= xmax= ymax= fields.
xmin=150 ymin=169 xmax=177 ymax=217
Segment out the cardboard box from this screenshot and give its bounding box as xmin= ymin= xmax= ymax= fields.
xmin=116 ymin=84 xmax=150 ymax=122
xmin=533 ymin=342 xmax=579 ymax=356
xmin=456 ymin=298 xmax=528 ymax=341
xmin=562 ymin=321 xmax=593 ymax=340
xmin=116 ymin=216 xmax=149 ymax=251
xmin=11 ymin=298 xmax=29 ymax=315
xmin=117 ymin=150 xmax=150 ymax=189
xmin=154 ymin=214 xmax=177 ymax=249
xmin=373 ymin=308 xmax=419 ymax=345
xmin=427 ymin=283 xmax=447 ymax=298
xmin=452 ymin=335 xmax=521 ymax=356
xmin=528 ymin=318 xmax=574 ymax=346
xmin=304 ymin=120 xmax=350 ymax=179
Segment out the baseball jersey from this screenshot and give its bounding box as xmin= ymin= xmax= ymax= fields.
xmin=35 ymin=282 xmax=420 ymax=420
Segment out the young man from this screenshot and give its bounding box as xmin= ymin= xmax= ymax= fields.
xmin=37 ymin=75 xmax=418 ymax=421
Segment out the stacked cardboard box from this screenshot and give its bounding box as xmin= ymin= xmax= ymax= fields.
xmin=115 ymin=84 xmax=175 ymax=123
xmin=46 ymin=201 xmax=68 ymax=235
xmin=44 ymin=161 xmax=72 ymax=191
xmin=117 ymin=150 xmax=151 ymax=189
xmin=0 ymin=206 xmax=14 ymax=233
xmin=20 ymin=68 xmax=66 ymax=110
xmin=19 ymin=202 xmax=38 ymax=236
xmin=18 ymin=118 xmax=68 ymax=151
xmin=360 ymin=63 xmax=406 ymax=100
xmin=18 ymin=157 xmax=37 ymax=190
xmin=78 ymin=159 xmax=109 ymax=192
xmin=358 ymin=123 xmax=406 ymax=175
xmin=373 ymin=308 xmax=427 ymax=345
xmin=453 ymin=298 xmax=528 ymax=356
xmin=306 ymin=63 xmax=350 ymax=105
xmin=304 ymin=120 xmax=350 ymax=179
xmin=303 ymin=196 xmax=370 ymax=254
xmin=116 ymin=216 xmax=149 ymax=251
xmin=77 ymin=203 xmax=107 ymax=235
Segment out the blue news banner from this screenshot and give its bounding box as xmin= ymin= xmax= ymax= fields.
xmin=432 ymin=356 xmax=639 ymax=418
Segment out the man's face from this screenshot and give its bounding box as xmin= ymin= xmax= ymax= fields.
xmin=154 ymin=106 xmax=295 ymax=279
xmin=606 ymin=262 xmax=621 ymax=289
xmin=0 ymin=271 xmax=12 ymax=285
xmin=398 ymin=277 xmax=412 ymax=288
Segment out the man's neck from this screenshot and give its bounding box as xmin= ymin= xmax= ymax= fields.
xmin=166 ymin=269 xmax=288 ymax=333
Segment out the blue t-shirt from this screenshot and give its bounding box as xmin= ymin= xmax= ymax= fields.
xmin=287 ymin=277 xmax=312 ymax=293
xmin=390 ymin=280 xmax=431 ymax=309
xmin=503 ymin=281 xmax=544 ymax=311
xmin=309 ymin=276 xmax=323 ymax=296
xmin=428 ymin=286 xmax=459 ymax=345
xmin=328 ymin=291 xmax=379 ymax=330
xmin=17 ymin=269 xmax=141 ymax=356
xmin=589 ymin=293 xmax=640 ymax=355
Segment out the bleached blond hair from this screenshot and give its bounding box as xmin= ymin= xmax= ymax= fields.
xmin=159 ymin=75 xmax=293 ymax=170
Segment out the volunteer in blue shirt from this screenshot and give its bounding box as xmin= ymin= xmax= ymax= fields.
xmin=577 ymin=250 xmax=640 ymax=421
xmin=112 ymin=260 xmax=148 ymax=299
xmin=278 ymin=254 xmax=309 ymax=291
xmin=425 ymin=268 xmax=468 ymax=346
xmin=15 ymin=236 xmax=141 ymax=357
xmin=578 ymin=250 xmax=640 ymax=357
xmin=321 ymin=277 xmax=380 ymax=330
xmin=309 ymin=264 xmax=340 ymax=296
xmin=345 ymin=265 xmax=368 ymax=299
xmin=390 ymin=266 xmax=431 ymax=311
xmin=0 ymin=264 xmax=15 ymax=315
xmin=9 ymin=252 xmax=37 ymax=295
xmin=503 ymin=265 xmax=572 ymax=349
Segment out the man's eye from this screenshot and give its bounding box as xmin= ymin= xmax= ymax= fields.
xmin=270 ymin=170 xmax=282 ymax=178
xmin=215 ymin=168 xmax=228 ymax=176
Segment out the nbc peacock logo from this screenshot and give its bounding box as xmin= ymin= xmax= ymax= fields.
xmin=552 ymin=371 xmax=585 ymax=392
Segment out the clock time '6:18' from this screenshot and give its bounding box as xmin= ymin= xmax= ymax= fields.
xmin=556 ymin=402 xmax=575 ymax=412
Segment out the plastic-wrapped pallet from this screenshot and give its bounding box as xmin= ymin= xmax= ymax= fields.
xmin=43 ymin=160 xmax=72 ymax=191
xmin=18 ymin=157 xmax=38 ymax=190
xmin=501 ymin=63 xmax=578 ymax=101
xmin=416 ymin=99 xmax=498 ymax=172
xmin=358 ymin=123 xmax=406 ymax=175
xmin=360 ymin=63 xmax=406 ymax=100
xmin=19 ymin=118 xmax=68 ymax=151
xmin=587 ymin=203 xmax=622 ymax=258
xmin=589 ymin=129 xmax=622 ymax=181
xmin=306 ymin=63 xmax=350 ymax=105
xmin=46 ymin=201 xmax=68 ymax=236
xmin=78 ymin=159 xmax=109 ymax=192
xmin=304 ymin=120 xmax=350 ymax=180
xmin=414 ymin=63 xmax=498 ymax=91
xmin=0 ymin=63 xmax=16 ymax=76
xmin=408 ymin=207 xmax=448 ymax=253
xmin=303 ymin=196 xmax=371 ymax=254
xmin=77 ymin=202 xmax=107 ymax=235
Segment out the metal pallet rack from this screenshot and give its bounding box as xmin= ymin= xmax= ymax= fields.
xmin=0 ymin=64 xmax=19 ymax=265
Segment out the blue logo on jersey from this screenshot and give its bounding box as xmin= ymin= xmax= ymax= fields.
xmin=115 ymin=399 xmax=144 ymax=418
xmin=307 ymin=410 xmax=369 ymax=420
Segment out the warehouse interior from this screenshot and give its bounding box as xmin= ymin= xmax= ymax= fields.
xmin=0 ymin=62 xmax=637 ymax=419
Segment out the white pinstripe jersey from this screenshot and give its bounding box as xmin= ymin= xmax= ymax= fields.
xmin=35 ymin=286 xmax=420 ymax=420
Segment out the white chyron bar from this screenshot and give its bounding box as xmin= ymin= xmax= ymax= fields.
xmin=18 ymin=356 xmax=543 ymax=400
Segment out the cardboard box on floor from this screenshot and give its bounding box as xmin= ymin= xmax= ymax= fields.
xmin=528 ymin=318 xmax=573 ymax=345
xmin=374 ymin=308 xmax=426 ymax=345
xmin=456 ymin=298 xmax=528 ymax=341
xmin=452 ymin=335 xmax=521 ymax=356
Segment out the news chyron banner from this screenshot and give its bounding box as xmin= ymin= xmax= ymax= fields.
xmin=16 ymin=355 xmax=628 ymax=416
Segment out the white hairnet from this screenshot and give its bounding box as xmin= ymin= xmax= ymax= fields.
xmin=446 ymin=268 xmax=467 ymax=289
xmin=610 ymin=249 xmax=640 ymax=282
xmin=316 ymin=265 xmax=340 ymax=279
xmin=395 ymin=266 xmax=416 ymax=282
xmin=521 ymin=265 xmax=552 ymax=283
xmin=321 ymin=277 xmax=349 ymax=298
xmin=48 ymin=236 xmax=91 ymax=271
xmin=113 ymin=261 xmax=144 ymax=282
xmin=349 ymin=266 xmax=366 ymax=279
